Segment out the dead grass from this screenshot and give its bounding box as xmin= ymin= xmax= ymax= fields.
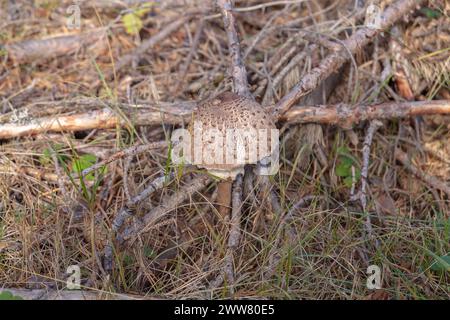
xmin=0 ymin=0 xmax=449 ymax=299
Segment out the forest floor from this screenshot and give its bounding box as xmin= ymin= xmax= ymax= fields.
xmin=0 ymin=0 xmax=449 ymax=299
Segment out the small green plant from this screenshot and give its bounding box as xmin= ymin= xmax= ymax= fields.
xmin=335 ymin=146 xmax=361 ymax=188
xmin=0 ymin=47 xmax=8 ymax=58
xmin=420 ymin=7 xmax=441 ymax=19
xmin=34 ymin=0 xmax=59 ymax=10
xmin=430 ymin=254 xmax=450 ymax=272
xmin=122 ymin=13 xmax=144 ymax=35
xmin=69 ymin=153 xmax=107 ymax=204
xmin=39 ymin=144 xmax=67 ymax=166
xmin=71 ymin=153 xmax=98 ymax=182
xmin=121 ymin=3 xmax=155 ymax=35
xmin=0 ymin=291 xmax=23 ymax=300
xmin=143 ymin=246 xmax=156 ymax=259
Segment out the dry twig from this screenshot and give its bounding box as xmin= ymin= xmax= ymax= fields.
xmin=357 ymin=120 xmax=383 ymax=238
xmin=3 ymin=30 xmax=106 ymax=63
xmin=80 ymin=141 xmax=167 ymax=177
xmin=273 ymin=0 xmax=426 ymax=116
xmin=103 ymin=173 xmax=173 ymax=272
xmin=225 ymin=175 xmax=243 ymax=286
xmin=279 ymin=100 xmax=450 ymax=128
xmin=105 ymin=16 xmax=191 ymax=79
xmin=120 ymin=174 xmax=212 ymax=244
xmin=217 ymin=0 xmax=252 ymax=98
xmin=172 ymin=19 xmax=205 ymax=97
xmin=395 ymin=148 xmax=450 ymax=198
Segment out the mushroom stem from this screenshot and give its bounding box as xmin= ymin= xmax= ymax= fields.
xmin=217 ymin=179 xmax=232 ymax=220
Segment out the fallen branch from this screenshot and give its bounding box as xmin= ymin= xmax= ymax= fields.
xmin=79 ymin=0 xmax=154 ymax=9
xmin=0 ymin=165 xmax=60 ymax=183
xmin=3 ymin=30 xmax=106 ymax=63
xmin=2 ymin=100 xmax=449 ymax=139
xmin=225 ymin=174 xmax=243 ymax=292
xmin=279 ymin=100 xmax=450 ymax=128
xmin=359 ymin=121 xmax=383 ymax=211
xmin=0 ymin=101 xmax=194 ymax=139
xmin=273 ymin=0 xmax=426 ymax=116
xmin=262 ymin=45 xmax=317 ymax=105
xmin=79 ymin=0 xmax=204 ymax=10
xmin=217 ymin=0 xmax=252 ymax=98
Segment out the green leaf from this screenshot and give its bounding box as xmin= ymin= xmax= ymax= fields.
xmin=0 ymin=290 xmax=23 ymax=300
xmin=336 ymin=163 xmax=351 ymax=177
xmin=143 ymin=246 xmax=156 ymax=258
xmin=336 ymin=155 xmax=356 ymax=175
xmin=336 ymin=146 xmax=350 ymax=156
xmin=40 ymin=144 xmax=66 ymax=165
xmin=122 ymin=13 xmax=143 ymax=35
xmin=340 ymin=156 xmax=353 ymax=167
xmin=335 ymin=145 xmax=361 ymax=189
xmin=121 ymin=2 xmax=155 ymax=35
xmin=123 ymin=254 xmax=135 ymax=266
xmin=0 ymin=291 xmax=12 ymax=300
xmin=0 ymin=47 xmax=8 ymax=58
xmin=420 ymin=7 xmax=441 ymax=19
xmin=430 ymin=254 xmax=450 ymax=272
xmin=343 ymin=176 xmax=354 ymax=188
xmin=71 ymin=153 xmax=98 ymax=181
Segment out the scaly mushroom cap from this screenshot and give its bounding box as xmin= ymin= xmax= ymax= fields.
xmin=188 ymin=92 xmax=276 ymax=179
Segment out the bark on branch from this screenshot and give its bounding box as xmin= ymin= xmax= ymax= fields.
xmin=3 ymin=31 xmax=106 ymax=63
xmin=217 ymin=0 xmax=252 ymax=98
xmin=0 ymin=100 xmax=194 ymax=139
xmin=1 ymin=100 xmax=448 ymax=139
xmin=279 ymin=100 xmax=450 ymax=128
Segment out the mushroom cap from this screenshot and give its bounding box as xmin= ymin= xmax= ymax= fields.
xmin=188 ymin=92 xmax=277 ymax=179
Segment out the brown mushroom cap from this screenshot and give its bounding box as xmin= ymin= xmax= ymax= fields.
xmin=188 ymin=92 xmax=277 ymax=179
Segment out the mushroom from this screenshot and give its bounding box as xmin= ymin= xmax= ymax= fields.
xmin=187 ymin=91 xmax=277 ymax=219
